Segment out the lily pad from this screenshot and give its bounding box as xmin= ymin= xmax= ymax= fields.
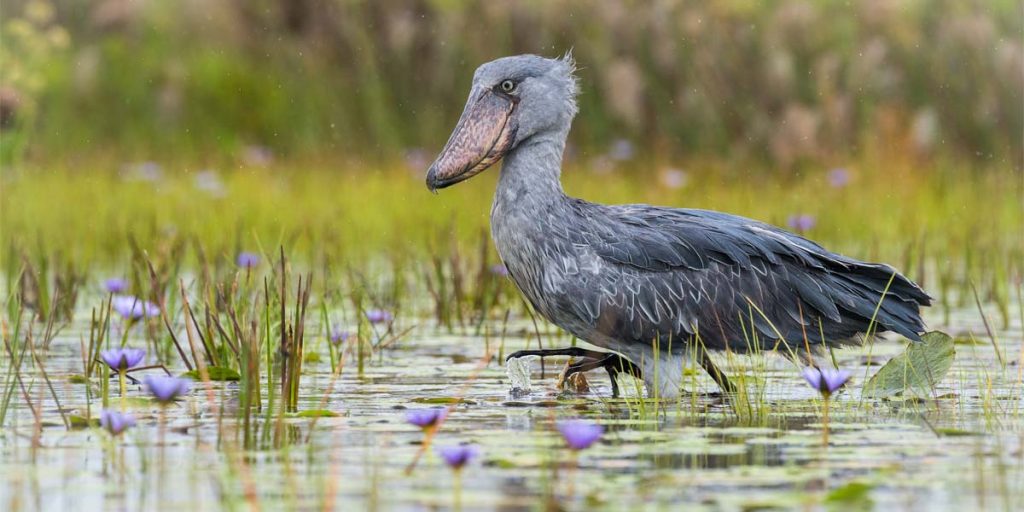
xmin=410 ymin=397 xmax=475 ymax=405
xmin=181 ymin=366 xmax=241 ymax=381
xmin=293 ymin=409 xmax=339 ymax=418
xmin=863 ymin=331 xmax=955 ymax=399
xmin=935 ymin=427 xmax=982 ymax=437
xmin=69 ymin=415 xmax=100 ymax=429
xmin=825 ymin=481 xmax=873 ymax=509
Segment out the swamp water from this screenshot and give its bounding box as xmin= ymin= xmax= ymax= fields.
xmin=1 ymin=302 xmax=1021 ymax=511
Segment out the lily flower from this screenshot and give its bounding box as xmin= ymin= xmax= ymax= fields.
xmin=237 ymin=252 xmax=260 ymax=269
xmin=99 ymin=409 xmax=136 ymax=436
xmin=556 ymin=419 xmax=604 ymax=451
xmin=436 ymin=444 xmax=481 ymax=470
xmin=329 ymin=328 xmax=350 ymax=346
xmin=801 ymin=367 xmax=852 ymax=398
xmin=100 ymin=347 xmax=146 ymax=372
xmin=111 ymin=295 xmax=160 ymax=320
xmin=104 ymin=278 xmax=128 ymax=294
xmin=406 ymin=408 xmax=447 ymax=430
xmin=144 ymin=375 xmax=192 ymax=404
xmin=365 ymin=309 xmax=393 ymax=324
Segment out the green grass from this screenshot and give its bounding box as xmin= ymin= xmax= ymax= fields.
xmin=3 ymin=157 xmax=1020 ymax=273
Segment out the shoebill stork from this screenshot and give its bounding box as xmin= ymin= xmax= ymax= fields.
xmin=425 ymin=54 xmax=931 ymax=398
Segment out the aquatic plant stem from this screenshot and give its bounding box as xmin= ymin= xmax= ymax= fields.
xmin=158 ymin=405 xmax=168 ymax=468
xmin=822 ymin=396 xmax=831 ymax=447
xmin=567 ymin=451 xmax=578 ymax=500
xmin=118 ymin=370 xmax=127 ymax=408
xmin=453 ymin=469 xmax=463 ymax=511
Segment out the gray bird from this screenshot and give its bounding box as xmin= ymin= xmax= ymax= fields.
xmin=425 ymin=54 xmax=931 ymax=398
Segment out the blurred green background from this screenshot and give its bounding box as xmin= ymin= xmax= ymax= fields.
xmin=1 ymin=0 xmax=1021 ymax=281
xmin=2 ymin=0 xmax=1021 ymax=168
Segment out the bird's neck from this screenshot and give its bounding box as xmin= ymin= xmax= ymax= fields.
xmin=495 ymin=132 xmax=567 ymax=208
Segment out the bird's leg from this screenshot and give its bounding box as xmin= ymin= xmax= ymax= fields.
xmin=561 ymin=353 xmax=643 ymax=398
xmin=697 ymin=350 xmax=737 ymax=395
xmin=506 ymin=347 xmax=643 ymax=398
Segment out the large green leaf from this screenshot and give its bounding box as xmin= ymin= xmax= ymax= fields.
xmin=181 ymin=366 xmax=241 ymax=381
xmin=863 ymin=331 xmax=955 ymax=399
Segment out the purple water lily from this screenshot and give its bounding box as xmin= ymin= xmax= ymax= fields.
xmin=144 ymin=375 xmax=192 ymax=404
xmin=556 ymin=419 xmax=604 ymax=451
xmin=111 ymin=295 xmax=161 ymax=320
xmin=827 ymin=167 xmax=851 ymax=188
xmin=329 ymin=328 xmax=350 ymax=346
xmin=100 ymin=347 xmax=146 ymax=371
xmin=99 ymin=409 xmax=136 ymax=436
xmin=436 ymin=444 xmax=481 ymax=470
xmin=787 ymin=214 xmax=816 ymax=233
xmin=365 ymin=309 xmax=393 ymax=324
xmin=236 ymin=251 xmax=260 ymax=269
xmin=801 ymin=367 xmax=852 ymax=397
xmin=406 ymin=408 xmax=447 ymax=429
xmin=104 ymin=278 xmax=128 ymax=294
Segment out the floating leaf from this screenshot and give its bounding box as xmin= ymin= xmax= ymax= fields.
xmin=68 ymin=374 xmax=89 ymax=384
xmin=411 ymin=397 xmax=474 ymax=405
xmin=935 ymin=427 xmax=981 ymax=437
xmin=825 ymin=481 xmax=873 ymax=509
xmin=69 ymin=415 xmax=99 ymax=429
xmin=863 ymin=331 xmax=955 ymax=399
xmin=111 ymin=396 xmax=160 ymax=409
xmin=294 ymin=409 xmax=339 ymax=418
xmin=181 ymin=366 xmax=241 ymax=381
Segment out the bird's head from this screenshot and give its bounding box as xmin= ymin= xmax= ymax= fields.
xmin=426 ymin=53 xmax=578 ymax=191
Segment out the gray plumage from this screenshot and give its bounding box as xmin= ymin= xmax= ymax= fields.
xmin=428 ymin=54 xmax=931 ymax=396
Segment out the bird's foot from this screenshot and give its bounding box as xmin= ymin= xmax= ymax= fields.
xmin=559 ymin=353 xmax=643 ymax=398
xmin=506 ymin=347 xmax=642 ymax=398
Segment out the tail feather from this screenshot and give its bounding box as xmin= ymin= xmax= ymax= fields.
xmin=829 ymin=261 xmax=931 ymax=341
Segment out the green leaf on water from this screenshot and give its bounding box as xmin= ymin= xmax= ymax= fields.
xmin=411 ymin=397 xmax=475 ymax=405
xmin=825 ymin=481 xmax=873 ymax=509
xmin=487 ymin=458 xmax=519 ymax=469
xmin=294 ymin=409 xmax=339 ymax=418
xmin=863 ymin=331 xmax=955 ymax=399
xmin=68 ymin=374 xmax=89 ymax=384
xmin=181 ymin=366 xmax=241 ymax=381
xmin=69 ymin=415 xmax=100 ymax=429
xmin=935 ymin=427 xmax=981 ymax=437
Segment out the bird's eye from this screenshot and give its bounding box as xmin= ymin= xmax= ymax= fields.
xmin=500 ymin=80 xmax=516 ymax=93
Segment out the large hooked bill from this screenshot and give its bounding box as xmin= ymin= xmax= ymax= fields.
xmin=425 ymin=88 xmax=518 ymax=191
